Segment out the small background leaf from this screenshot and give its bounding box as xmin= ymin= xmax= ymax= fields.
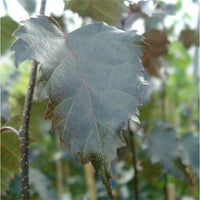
xmin=17 ymin=0 xmax=36 ymax=14
xmin=179 ymin=29 xmax=199 ymax=48
xmin=0 ymin=116 xmax=21 ymax=195
xmin=65 ymin=0 xmax=126 ymax=25
xmin=140 ymin=123 xmax=189 ymax=180
xmin=1 ymin=16 xmax=18 ymax=54
xmin=142 ymin=29 xmax=169 ymax=77
xmin=179 ymin=133 xmax=199 ymax=177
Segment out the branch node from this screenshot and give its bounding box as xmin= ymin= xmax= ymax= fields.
xmin=0 ymin=126 xmax=20 ymax=138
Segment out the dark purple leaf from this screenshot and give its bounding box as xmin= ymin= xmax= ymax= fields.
xmin=11 ymin=15 xmax=146 ymax=197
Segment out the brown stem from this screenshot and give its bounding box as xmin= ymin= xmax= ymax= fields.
xmin=20 ymin=1 xmax=46 ymax=199
xmin=128 ymin=119 xmax=139 ymax=200
xmin=20 ymin=60 xmax=38 ymax=200
xmin=0 ymin=126 xmax=19 ymax=137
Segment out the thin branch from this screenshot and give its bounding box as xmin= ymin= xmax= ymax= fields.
xmin=20 ymin=60 xmax=38 ymax=200
xmin=128 ymin=119 xmax=139 ymax=200
xmin=20 ymin=1 xmax=46 ymax=199
xmin=0 ymin=126 xmax=19 ymax=137
xmin=40 ymin=0 xmax=46 ymax=15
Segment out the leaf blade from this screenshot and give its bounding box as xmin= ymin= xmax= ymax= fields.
xmin=0 ymin=116 xmax=21 ymax=195
xmin=140 ymin=123 xmax=192 ymax=182
xmin=1 ymin=16 xmax=18 ymax=54
xmin=11 ymin=15 xmax=145 ymax=197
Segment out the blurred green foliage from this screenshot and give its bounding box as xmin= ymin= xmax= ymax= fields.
xmin=1 ymin=16 xmax=18 ymax=54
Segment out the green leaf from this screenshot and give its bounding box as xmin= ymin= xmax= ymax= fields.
xmin=11 ymin=15 xmax=145 ymax=197
xmin=141 ymin=158 xmax=162 ymax=182
xmin=0 ymin=99 xmax=49 ymax=195
xmin=0 ymin=116 xmax=21 ymax=195
xmin=1 ymin=16 xmax=18 ymax=54
xmin=65 ymin=0 xmax=126 ymax=25
xmin=49 ymin=15 xmax=66 ymax=32
xmin=30 ymin=100 xmax=50 ymax=139
xmin=140 ymin=124 xmax=189 ymax=180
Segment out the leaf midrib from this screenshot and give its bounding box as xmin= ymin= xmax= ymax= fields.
xmin=64 ymin=33 xmax=105 ymax=160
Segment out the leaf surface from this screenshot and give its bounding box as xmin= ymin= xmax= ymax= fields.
xmin=11 ymin=15 xmax=145 ymax=197
xmin=179 ymin=133 xmax=199 ymax=176
xmin=141 ymin=124 xmax=189 ymax=180
xmin=65 ymin=0 xmax=126 ymax=25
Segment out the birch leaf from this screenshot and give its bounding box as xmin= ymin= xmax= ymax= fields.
xmin=11 ymin=15 xmax=145 ymax=198
xmin=1 ymin=16 xmax=18 ymax=54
